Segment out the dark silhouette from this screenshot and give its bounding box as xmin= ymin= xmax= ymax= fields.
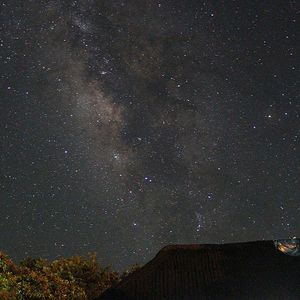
xmin=97 ymin=240 xmax=300 ymax=300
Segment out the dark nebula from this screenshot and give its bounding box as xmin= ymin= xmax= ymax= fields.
xmin=0 ymin=1 xmax=299 ymax=270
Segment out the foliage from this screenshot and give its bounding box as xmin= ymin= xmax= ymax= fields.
xmin=0 ymin=251 xmax=139 ymax=300
xmin=0 ymin=252 xmax=18 ymax=299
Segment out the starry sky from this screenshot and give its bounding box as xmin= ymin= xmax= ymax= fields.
xmin=0 ymin=1 xmax=299 ymax=270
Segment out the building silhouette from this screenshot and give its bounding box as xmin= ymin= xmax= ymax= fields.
xmin=97 ymin=240 xmax=300 ymax=299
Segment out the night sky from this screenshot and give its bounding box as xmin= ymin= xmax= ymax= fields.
xmin=1 ymin=1 xmax=299 ymax=270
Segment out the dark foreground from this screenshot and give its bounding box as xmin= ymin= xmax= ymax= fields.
xmin=97 ymin=240 xmax=300 ymax=300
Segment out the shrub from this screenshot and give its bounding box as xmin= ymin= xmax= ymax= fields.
xmin=0 ymin=251 xmax=129 ymax=299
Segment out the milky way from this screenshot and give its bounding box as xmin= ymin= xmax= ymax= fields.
xmin=1 ymin=1 xmax=299 ymax=270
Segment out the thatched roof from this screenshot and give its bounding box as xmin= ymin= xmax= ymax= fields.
xmin=97 ymin=240 xmax=300 ymax=299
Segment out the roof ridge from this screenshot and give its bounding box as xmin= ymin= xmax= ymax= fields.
xmin=159 ymin=240 xmax=274 ymax=252
xmin=118 ymin=240 xmax=275 ymax=288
